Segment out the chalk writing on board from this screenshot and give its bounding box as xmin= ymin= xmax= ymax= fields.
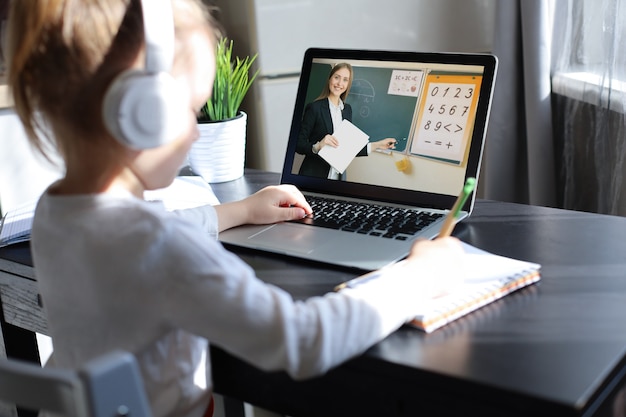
xmin=388 ymin=70 xmax=424 ymax=97
xmin=410 ymin=74 xmax=482 ymax=165
xmin=350 ymin=78 xmax=375 ymax=118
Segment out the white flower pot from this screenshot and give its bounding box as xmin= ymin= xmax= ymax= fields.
xmin=188 ymin=111 xmax=247 ymax=183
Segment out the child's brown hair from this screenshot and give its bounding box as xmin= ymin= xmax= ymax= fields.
xmin=7 ymin=0 xmax=220 ymax=163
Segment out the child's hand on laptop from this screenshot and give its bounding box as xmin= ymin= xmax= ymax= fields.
xmin=214 ymin=185 xmax=313 ymax=231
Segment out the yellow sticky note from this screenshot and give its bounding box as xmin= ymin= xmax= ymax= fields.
xmin=395 ymin=156 xmax=410 ymax=172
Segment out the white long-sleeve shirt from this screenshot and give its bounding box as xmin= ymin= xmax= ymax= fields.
xmin=31 ymin=188 xmax=435 ymax=417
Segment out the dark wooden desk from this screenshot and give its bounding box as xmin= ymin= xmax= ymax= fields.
xmin=2 ymin=169 xmax=626 ymax=417
xmin=211 ymin=170 xmax=626 ymax=417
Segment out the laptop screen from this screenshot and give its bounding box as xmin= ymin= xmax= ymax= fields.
xmin=281 ymin=48 xmax=497 ymax=213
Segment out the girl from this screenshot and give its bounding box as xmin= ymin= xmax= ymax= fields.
xmin=6 ymin=1 xmax=462 ymax=416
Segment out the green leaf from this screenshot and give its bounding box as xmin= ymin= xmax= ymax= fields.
xmin=200 ymin=38 xmax=259 ymax=121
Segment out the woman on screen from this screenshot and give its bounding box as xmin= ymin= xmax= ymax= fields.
xmin=295 ymin=62 xmax=397 ymax=179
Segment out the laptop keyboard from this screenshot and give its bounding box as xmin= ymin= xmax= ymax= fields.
xmin=291 ymin=195 xmax=444 ymax=240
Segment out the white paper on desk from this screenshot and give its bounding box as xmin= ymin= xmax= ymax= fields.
xmin=144 ymin=176 xmax=220 ymax=210
xmin=318 ymin=119 xmax=369 ymax=174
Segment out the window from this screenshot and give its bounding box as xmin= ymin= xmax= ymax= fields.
xmin=552 ymin=0 xmax=626 ymax=112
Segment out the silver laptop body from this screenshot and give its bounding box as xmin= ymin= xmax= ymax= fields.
xmin=220 ymin=48 xmax=498 ymax=271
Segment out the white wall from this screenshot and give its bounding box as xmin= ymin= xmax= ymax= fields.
xmin=216 ymin=0 xmax=497 ymax=172
xmin=219 ymin=0 xmax=496 ymax=75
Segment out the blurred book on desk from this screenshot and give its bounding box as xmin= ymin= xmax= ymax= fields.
xmin=0 ymin=200 xmax=36 ymax=248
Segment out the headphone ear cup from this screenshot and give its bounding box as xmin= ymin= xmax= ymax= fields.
xmin=102 ymin=70 xmax=188 ymax=149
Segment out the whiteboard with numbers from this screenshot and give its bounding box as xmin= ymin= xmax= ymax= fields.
xmin=410 ymin=74 xmax=483 ymax=165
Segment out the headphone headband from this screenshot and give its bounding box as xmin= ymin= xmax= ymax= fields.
xmin=141 ymin=0 xmax=174 ymax=73
xmin=102 ymin=0 xmax=187 ymax=150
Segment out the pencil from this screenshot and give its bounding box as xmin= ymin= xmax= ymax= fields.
xmin=438 ymin=177 xmax=476 ymax=238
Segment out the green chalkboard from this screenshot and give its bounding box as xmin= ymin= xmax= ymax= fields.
xmin=302 ymin=63 xmax=418 ymax=152
xmin=347 ymin=66 xmax=418 ymax=153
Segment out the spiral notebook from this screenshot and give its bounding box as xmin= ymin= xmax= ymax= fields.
xmin=335 ymin=242 xmax=541 ymax=333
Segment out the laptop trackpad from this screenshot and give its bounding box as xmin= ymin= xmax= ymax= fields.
xmin=247 ymin=223 xmax=329 ymax=255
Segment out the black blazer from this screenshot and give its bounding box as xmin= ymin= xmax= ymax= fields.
xmin=295 ymin=99 xmax=366 ymax=178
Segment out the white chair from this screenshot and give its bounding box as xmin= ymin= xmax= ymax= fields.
xmin=0 ymin=350 xmax=152 ymax=417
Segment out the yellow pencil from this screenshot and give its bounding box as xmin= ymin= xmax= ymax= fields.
xmin=438 ymin=177 xmax=476 ymax=238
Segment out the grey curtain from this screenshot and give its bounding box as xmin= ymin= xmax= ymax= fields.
xmin=479 ymin=0 xmax=557 ymax=207
xmin=551 ymin=0 xmax=626 ymax=216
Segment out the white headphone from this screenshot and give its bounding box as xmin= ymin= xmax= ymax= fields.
xmin=102 ymin=0 xmax=187 ymax=149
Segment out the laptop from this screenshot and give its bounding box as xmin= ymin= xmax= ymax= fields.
xmin=220 ymin=48 xmax=498 ymax=271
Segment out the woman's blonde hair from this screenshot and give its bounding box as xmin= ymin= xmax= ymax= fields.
xmin=6 ymin=0 xmax=220 ymax=163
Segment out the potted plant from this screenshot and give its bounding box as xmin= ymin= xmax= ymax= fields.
xmin=188 ymin=38 xmax=259 ymax=183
